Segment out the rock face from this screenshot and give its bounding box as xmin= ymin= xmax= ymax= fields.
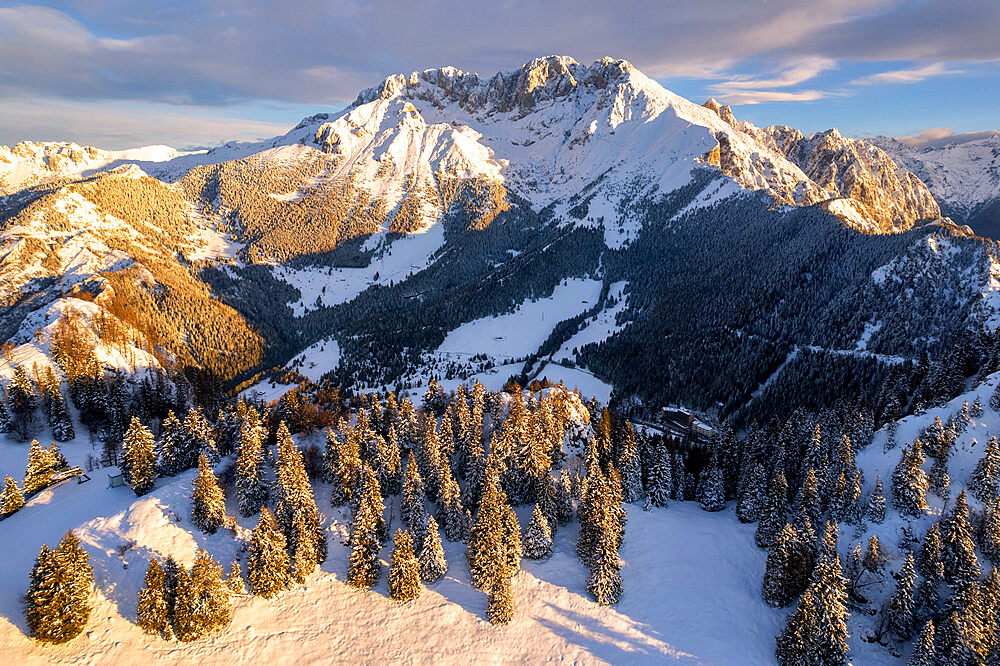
xmin=700 ymin=103 xmax=941 ymax=233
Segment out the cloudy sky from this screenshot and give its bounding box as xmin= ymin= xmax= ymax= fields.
xmin=1 ymin=0 xmax=997 ymax=148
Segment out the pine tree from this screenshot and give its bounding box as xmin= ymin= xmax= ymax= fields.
xmin=439 ymin=469 xmax=470 ymax=542
xmin=756 ymin=468 xmax=788 ymax=549
xmin=247 ymin=508 xmax=289 ymax=598
xmin=273 ymin=422 xmax=327 ymax=565
xmin=908 ymin=620 xmax=935 ymax=666
xmin=935 ymin=585 xmax=987 ymax=664
xmin=981 ymin=496 xmax=1000 ymax=567
xmin=0 ymin=395 xmax=11 ymax=433
xmin=775 ymin=552 xmax=851 ymax=666
xmin=468 ymin=468 xmax=511 ymax=592
xmin=156 ymin=411 xmax=184 ymax=476
xmin=235 ymin=419 xmax=268 ymax=517
xmin=971 ymin=435 xmax=1000 ymax=503
xmin=191 ymin=452 xmax=226 ymax=534
xmin=137 ymin=558 xmax=172 ymax=639
xmin=940 ymin=490 xmax=981 ymax=590
xmin=290 ymin=511 xmax=319 ymax=584
xmin=389 ymin=529 xmax=422 ymax=601
xmin=172 ymin=550 xmax=232 ymax=642
xmin=1 ymin=474 xmax=24 ymax=515
xmin=618 ymin=424 xmax=643 ymax=503
xmin=697 ymin=451 xmax=726 ymax=512
xmin=867 ymin=476 xmax=886 ymax=524
xmin=736 ymin=460 xmax=766 ymax=522
xmin=226 ymin=560 xmax=247 ymax=595
xmin=23 ymin=438 xmax=59 ymax=493
xmin=24 ymin=531 xmax=93 ymax=644
xmin=487 ymin=576 xmax=514 ymax=625
xmin=917 ymin=522 xmax=945 ymax=582
xmin=522 ymin=504 xmax=554 ymax=560
xmin=587 ymin=528 xmax=622 ymax=605
xmin=795 ymin=468 xmax=822 ymax=529
xmin=893 ymin=439 xmax=929 ymax=517
xmin=49 ymin=389 xmax=75 ymax=442
xmin=885 ymin=551 xmax=917 ymax=641
xmin=347 ymin=492 xmax=382 ymax=590
xmin=863 ymin=534 xmax=887 ymax=574
xmin=646 ymin=444 xmax=673 ymax=509
xmin=555 ymin=470 xmax=574 ymax=525
xmin=419 ymin=517 xmax=448 ymax=583
xmin=402 ymin=452 xmax=429 ymax=550
xmin=762 ymin=523 xmax=808 ymax=608
xmin=122 ymin=417 xmax=156 ymax=496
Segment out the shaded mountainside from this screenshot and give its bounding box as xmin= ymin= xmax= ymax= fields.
xmin=1 ymin=55 xmax=996 ymax=426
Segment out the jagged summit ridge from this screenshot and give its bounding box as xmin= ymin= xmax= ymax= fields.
xmin=352 ymin=55 xmax=635 ymax=116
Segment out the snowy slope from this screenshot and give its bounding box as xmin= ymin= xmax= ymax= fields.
xmin=0 ymin=432 xmax=785 ymax=665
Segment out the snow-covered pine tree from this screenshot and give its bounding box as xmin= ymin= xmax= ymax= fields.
xmin=49 ymin=389 xmax=75 ymax=442
xmin=1 ymin=474 xmax=24 ymax=515
xmin=122 ymin=417 xmax=157 ymax=496
xmin=191 ymin=452 xmax=226 ymax=534
xmin=892 ymin=439 xmax=929 ymax=517
xmin=917 ymin=522 xmax=945 ymax=585
xmin=23 ymin=438 xmax=57 ymax=493
xmin=389 ymin=529 xmax=422 ymax=601
xmin=934 ymin=584 xmax=987 ymax=664
xmin=290 ymin=511 xmax=319 ymax=584
xmin=587 ymin=527 xmax=622 ymax=605
xmin=555 ymin=470 xmax=574 ymax=525
xmin=226 ymin=560 xmax=247 ymax=595
xmin=990 ymin=382 xmax=1000 ymax=413
xmin=940 ymin=490 xmax=981 ymax=590
xmin=970 ymin=397 xmax=983 ymax=419
xmin=402 ymin=452 xmax=429 ymax=550
xmin=419 ymin=516 xmax=448 ymax=583
xmin=617 ymin=422 xmax=643 ymax=503
xmin=908 ymin=620 xmax=935 ymax=666
xmin=180 ymin=407 xmax=217 ymax=470
xmin=247 ymin=508 xmax=289 ymax=598
xmin=862 ymin=534 xmax=887 ymax=574
xmin=137 ymin=557 xmax=172 ymax=639
xmin=971 ymin=435 xmax=1000 ymax=503
xmin=794 ymin=468 xmax=822 ymax=529
xmin=487 ymin=575 xmax=514 ymax=625
xmin=156 ymin=410 xmax=185 ymax=476
xmin=981 ymin=495 xmax=1000 ymax=565
xmin=697 ymin=450 xmax=726 ymax=512
xmin=884 ymin=551 xmax=917 ymax=642
xmin=522 ymin=504 xmax=553 ymax=560
xmin=25 ymin=531 xmax=93 ymax=644
xmin=468 ymin=468 xmax=508 ymax=591
xmin=867 ymin=476 xmax=887 ymax=524
xmin=273 ymin=422 xmax=327 ymax=564
xmin=347 ymin=497 xmax=382 ymax=589
xmin=646 ymin=444 xmax=673 ymax=510
xmin=755 ymin=468 xmax=789 ymax=549
xmin=762 ymin=523 xmax=808 ymax=607
xmin=236 ymin=419 xmax=268 ymax=517
xmin=736 ymin=460 xmax=767 ymax=523
xmin=775 ymin=551 xmax=850 ymax=666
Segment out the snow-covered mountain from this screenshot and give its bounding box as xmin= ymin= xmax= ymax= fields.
xmin=870 ymin=132 xmax=1000 ymax=237
xmin=0 ymin=55 xmax=990 ymax=423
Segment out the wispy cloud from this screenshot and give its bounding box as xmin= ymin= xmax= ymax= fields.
xmin=851 ymin=62 xmax=964 ymax=85
xmin=714 ymin=58 xmax=836 ymax=90
xmin=711 ymin=90 xmax=830 ymax=105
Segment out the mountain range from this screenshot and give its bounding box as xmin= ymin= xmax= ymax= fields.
xmin=1 ymin=55 xmax=998 ymax=424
